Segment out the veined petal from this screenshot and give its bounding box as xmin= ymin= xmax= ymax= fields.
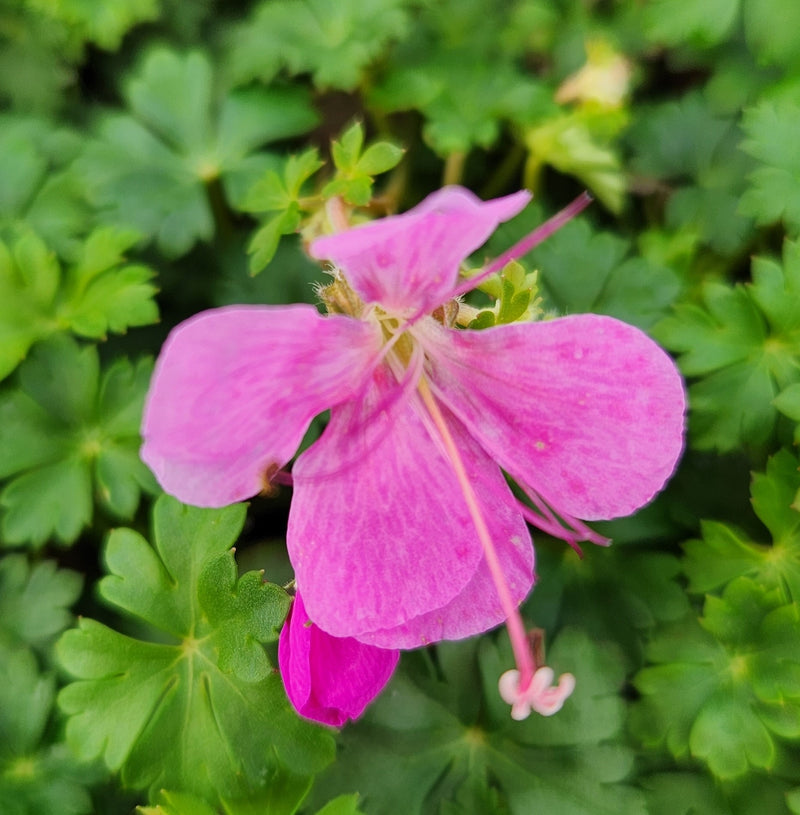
xmin=424 ymin=314 xmax=686 ymax=521
xmin=278 ymin=592 xmax=399 ymax=727
xmin=288 ymin=367 xmax=533 ymax=646
xmin=141 ymin=305 xmax=379 ymax=507
xmin=310 ymin=186 xmax=530 ymax=313
xmin=360 ymin=525 xmax=534 ymax=649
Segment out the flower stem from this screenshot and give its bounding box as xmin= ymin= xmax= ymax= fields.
xmin=416 ymin=377 xmax=535 ymax=691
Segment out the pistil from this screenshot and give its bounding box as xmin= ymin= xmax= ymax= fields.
xmin=416 ymin=377 xmax=536 ymax=692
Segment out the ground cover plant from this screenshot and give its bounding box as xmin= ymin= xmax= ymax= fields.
xmin=3 ymin=1 xmax=800 ymax=813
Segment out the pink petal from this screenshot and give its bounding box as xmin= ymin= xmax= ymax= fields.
xmin=141 ymin=305 xmax=379 ymax=507
xmin=310 ymin=186 xmax=530 ymax=313
xmin=287 ymin=366 xmax=534 ymax=647
xmin=423 ymin=314 xmax=686 ymax=521
xmin=278 ymin=592 xmax=399 ymax=727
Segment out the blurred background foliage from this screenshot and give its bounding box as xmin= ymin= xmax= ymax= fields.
xmin=3 ymin=0 xmax=800 ymax=812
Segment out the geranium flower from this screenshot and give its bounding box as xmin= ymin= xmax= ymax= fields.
xmin=141 ymin=186 xmax=685 ymax=722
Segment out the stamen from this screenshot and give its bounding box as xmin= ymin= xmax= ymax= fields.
xmin=450 ymin=192 xmax=594 ymax=301
xmin=415 ymin=377 xmax=536 ymax=692
xmin=516 ymin=484 xmax=610 ymax=550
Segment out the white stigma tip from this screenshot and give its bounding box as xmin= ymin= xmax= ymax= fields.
xmin=498 ymin=667 xmax=576 ymax=720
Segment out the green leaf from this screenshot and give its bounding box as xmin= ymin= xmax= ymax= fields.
xmin=640 ymin=772 xmax=732 ymax=815
xmin=0 ymin=114 xmax=88 ymax=257
xmin=78 ymin=49 xmax=317 ymax=256
xmin=0 ymin=555 xmax=82 ymax=652
xmin=43 ymin=0 xmax=160 ymax=51
xmin=654 ymin=240 xmax=800 ymax=451
xmin=626 ymin=94 xmax=755 ymax=255
xmin=313 ymin=794 xmax=366 ymax=815
xmin=138 ymin=790 xmax=218 ymax=815
xmin=774 ymin=382 xmax=800 ymax=443
xmin=57 ymin=495 xmax=334 ymax=800
xmin=744 ymin=0 xmax=800 ymax=68
xmin=323 ymin=122 xmax=404 ymax=206
xmin=310 ymin=628 xmax=646 ymax=815
xmin=0 ymin=227 xmax=158 ymax=381
xmin=247 ymin=207 xmax=302 ymax=275
xmin=741 ymin=100 xmax=800 ymax=235
xmin=139 ymin=771 xmax=321 ymax=815
xmin=58 ymin=227 xmax=158 ymax=338
xmin=0 ymin=644 xmax=95 ymax=815
xmin=643 ymin=0 xmax=739 ymax=48
xmin=0 ymin=335 xmax=156 ymax=547
xmin=227 ymin=0 xmax=413 ymax=90
xmin=631 ymin=578 xmax=800 ymax=779
xmin=683 ymin=450 xmax=800 ymax=600
xmin=243 ymin=150 xmax=323 ymax=215
xmin=372 ymin=44 xmax=550 ymax=156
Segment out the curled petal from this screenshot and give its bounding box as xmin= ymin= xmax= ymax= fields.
xmin=288 ymin=368 xmax=534 ymax=647
xmin=310 ymin=186 xmax=530 ymax=313
xmin=141 ymin=305 xmax=379 ymax=507
xmin=279 ymin=592 xmax=399 ymax=727
xmin=423 ymin=314 xmax=685 ymax=522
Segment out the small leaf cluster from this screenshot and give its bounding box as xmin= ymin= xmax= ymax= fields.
xmin=242 ymin=121 xmax=404 ymax=274
xmin=0 ymin=227 xmax=158 ymax=381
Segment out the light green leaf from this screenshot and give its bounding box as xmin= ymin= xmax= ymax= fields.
xmin=743 ymin=0 xmax=800 ymax=68
xmin=227 ymin=0 xmax=413 ymax=90
xmin=643 ymin=0 xmax=739 ymax=48
xmin=57 ymin=495 xmax=334 ymax=800
xmin=0 ymin=227 xmax=158 ymax=381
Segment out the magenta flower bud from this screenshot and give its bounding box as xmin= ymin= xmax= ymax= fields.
xmin=278 ymin=592 xmax=399 ymax=727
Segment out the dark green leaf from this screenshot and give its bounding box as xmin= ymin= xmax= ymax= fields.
xmin=0 ymin=555 xmax=82 ymax=652
xmin=0 ymin=336 xmax=156 ymax=546
xmin=311 ymin=629 xmax=645 ymax=814
xmin=741 ymin=100 xmax=800 ymax=235
xmin=78 ymin=49 xmax=317 ymax=255
xmin=0 ymin=644 xmax=95 ymax=815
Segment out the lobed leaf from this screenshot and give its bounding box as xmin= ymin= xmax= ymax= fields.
xmin=0 ymin=555 xmax=82 ymax=652
xmin=0 ymin=644 xmax=95 ymax=815
xmin=655 ymin=240 xmax=800 ymax=451
xmin=57 ymin=495 xmax=334 ymax=800
xmin=0 ymin=335 xmax=156 ymax=546
xmin=631 ymin=577 xmax=800 ymax=779
xmin=77 ymin=49 xmax=317 ymax=256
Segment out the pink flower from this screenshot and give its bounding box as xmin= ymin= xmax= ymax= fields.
xmin=278 ymin=591 xmax=399 ymax=727
xmin=141 ymin=186 xmax=685 ymax=719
